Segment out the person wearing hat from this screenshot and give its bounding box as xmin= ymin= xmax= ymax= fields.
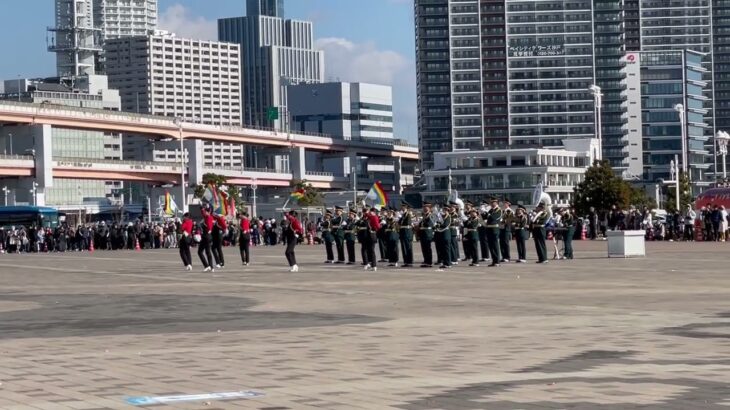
xmin=531 ymin=202 xmax=550 ymax=263
xmin=344 ymin=208 xmax=358 ymax=265
xmin=385 ymin=208 xmax=400 ymax=267
xmin=485 ymin=197 xmax=503 ymax=267
xmin=356 ymin=208 xmax=369 ymax=265
xmin=435 ymin=204 xmax=453 ymax=269
xmin=321 ymin=210 xmax=334 ymax=263
xmin=376 ymin=208 xmax=388 ymax=263
xmin=478 ymin=201 xmax=490 ymax=263
xmin=363 ymin=206 xmax=382 ymax=271
xmin=562 ymin=206 xmax=576 ymax=260
xmin=399 ymin=201 xmax=414 ymax=267
xmin=500 ymin=198 xmax=515 ymax=263
xmin=332 ymin=206 xmax=346 ymax=264
xmin=462 ymin=201 xmax=474 ymax=263
xmin=465 ymin=208 xmax=480 ymax=266
xmin=448 ymin=202 xmax=461 ymax=265
xmin=514 ymin=205 xmax=529 ymax=263
xmin=418 ymin=201 xmax=435 ymax=267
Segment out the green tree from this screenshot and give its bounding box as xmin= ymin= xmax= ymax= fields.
xmin=193 ymin=173 xmax=242 ymax=204
xmin=664 ymin=171 xmax=692 ymax=212
xmin=572 ymin=160 xmax=655 ymax=215
xmin=291 ymin=179 xmax=323 ymax=207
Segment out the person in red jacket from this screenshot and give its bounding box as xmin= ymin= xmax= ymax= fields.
xmin=364 ymin=207 xmax=381 ymax=271
xmin=179 ymin=212 xmax=194 ymax=270
xmin=284 ymin=210 xmax=303 ymax=272
xmin=198 ymin=207 xmax=215 ymax=272
xmin=211 ymin=214 xmax=226 ymax=268
xmin=239 ymin=212 xmax=251 ymax=266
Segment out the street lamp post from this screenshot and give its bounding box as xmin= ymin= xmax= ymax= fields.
xmin=589 ymin=85 xmax=603 ymax=161
xmin=674 ymin=103 xmax=688 ymax=175
xmin=2 ymin=186 xmax=9 ymax=206
xmin=352 ymin=166 xmax=357 ymax=207
xmin=716 ymin=131 xmax=729 ymax=179
xmin=174 ymin=118 xmax=187 ymax=213
xmin=669 ymin=156 xmax=680 ymax=210
xmin=251 ymin=178 xmax=258 ymax=218
xmin=30 ymin=182 xmax=38 ymax=206
xmin=17 ymin=76 xmax=22 ymax=102
xmin=8 ymin=132 xmax=12 ymax=155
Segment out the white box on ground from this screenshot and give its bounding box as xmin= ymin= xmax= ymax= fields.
xmin=607 ymin=230 xmax=646 ymax=258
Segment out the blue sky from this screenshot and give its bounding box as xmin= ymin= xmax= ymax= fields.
xmin=0 ymin=0 xmax=417 ymax=140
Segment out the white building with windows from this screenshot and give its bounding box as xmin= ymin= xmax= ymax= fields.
xmin=288 ymin=82 xmax=393 ymax=140
xmin=421 ymin=139 xmax=598 ymax=206
xmin=104 ymin=34 xmax=245 ymax=167
xmin=94 ymin=0 xmax=158 ymax=40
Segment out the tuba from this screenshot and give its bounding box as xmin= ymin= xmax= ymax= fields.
xmin=532 ymin=181 xmax=553 ymax=218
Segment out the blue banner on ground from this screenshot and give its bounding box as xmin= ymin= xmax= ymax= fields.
xmin=126 ymin=390 xmax=264 ymax=406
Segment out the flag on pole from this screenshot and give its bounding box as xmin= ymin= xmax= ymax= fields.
xmin=227 ymin=196 xmax=237 ymax=218
xmin=365 ymin=181 xmax=388 ymax=210
xmin=218 ymin=190 xmax=229 ymax=216
xmin=289 ymin=188 xmax=305 ymax=204
xmin=202 ymin=183 xmax=218 ymax=205
xmin=163 ymin=191 xmax=179 ymax=216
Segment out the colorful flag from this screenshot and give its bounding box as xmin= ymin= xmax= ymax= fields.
xmin=202 ymin=183 xmax=218 ymax=205
xmin=366 ymin=181 xmax=389 ymax=210
xmin=218 ymin=190 xmax=229 ymax=216
xmin=227 ymin=196 xmax=237 ymax=219
xmin=289 ymin=188 xmax=305 ymax=204
xmin=163 ymin=191 xmax=179 ymax=216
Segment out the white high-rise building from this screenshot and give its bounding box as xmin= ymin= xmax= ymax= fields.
xmin=104 ymin=34 xmax=244 ymax=167
xmin=94 ymin=0 xmax=158 ymax=40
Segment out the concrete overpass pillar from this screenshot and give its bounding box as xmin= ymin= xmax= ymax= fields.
xmin=186 ymin=139 xmax=203 ymax=185
xmin=394 ymin=156 xmax=403 ymax=196
xmin=290 ymin=146 xmax=306 ymax=181
xmin=32 ymin=124 xmax=53 ymax=206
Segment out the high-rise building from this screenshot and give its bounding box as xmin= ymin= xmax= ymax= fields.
xmin=218 ymin=1 xmax=325 ymax=129
xmin=93 ymin=0 xmax=158 ymax=40
xmin=414 ymin=0 xmax=597 ymax=170
xmin=48 ymin=0 xmax=102 ymax=77
xmin=104 ymin=34 xmax=244 ymax=167
xmin=622 ymin=50 xmax=709 ymax=192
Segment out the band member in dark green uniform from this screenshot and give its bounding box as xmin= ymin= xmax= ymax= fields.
xmin=461 ymin=201 xmax=473 ymax=262
xmin=399 ymin=201 xmax=414 ymax=267
xmin=500 ymin=199 xmax=515 ymax=263
xmin=531 ymin=202 xmax=549 ymax=263
xmin=332 ymin=206 xmax=345 ymax=264
xmin=344 ymin=208 xmax=358 ymax=264
xmin=478 ymin=200 xmax=490 ymax=262
xmin=376 ymin=208 xmax=388 ymax=262
xmin=485 ymin=197 xmax=503 ymax=267
xmin=419 ymin=202 xmax=435 ymax=267
xmin=449 ymin=202 xmax=460 ymax=265
xmin=322 ymin=210 xmax=334 ymax=263
xmin=465 ymin=208 xmax=480 ymax=266
xmin=436 ymin=205 xmax=452 ymax=269
xmin=514 ymin=205 xmax=529 ymax=263
xmin=562 ymin=206 xmax=576 ymax=260
xmin=385 ymin=208 xmax=400 ymax=266
xmin=357 ymin=207 xmax=369 ymax=265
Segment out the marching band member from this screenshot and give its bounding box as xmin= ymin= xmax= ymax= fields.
xmin=485 ymin=197 xmax=503 ymax=267
xmin=531 ymin=202 xmax=550 ymax=263
xmin=419 ymin=202 xmax=435 ymax=268
xmin=399 ymin=201 xmax=414 ymax=267
xmin=500 ymin=198 xmax=515 ymax=263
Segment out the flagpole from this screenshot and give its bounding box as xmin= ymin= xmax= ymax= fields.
xmin=282 ymin=197 xmax=291 ymax=212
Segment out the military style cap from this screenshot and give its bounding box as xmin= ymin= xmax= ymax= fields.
xmin=481 ymin=200 xmax=489 ymax=205
xmin=349 ymin=208 xmax=356 ymax=214
xmin=401 ymin=201 xmax=410 ymax=207
xmin=504 ymin=198 xmax=511 ymax=204
xmin=537 ymin=201 xmax=546 ymax=208
xmin=325 ymin=209 xmax=333 ymax=215
xmin=465 ymin=200 xmax=474 ymax=206
xmin=335 ymin=205 xmax=343 ymax=211
xmin=490 ymin=196 xmax=499 ymax=202
xmin=448 ymin=201 xmax=457 ymax=206
xmin=517 ymin=205 xmax=527 ymax=211
xmin=423 ymin=201 xmax=432 ymax=207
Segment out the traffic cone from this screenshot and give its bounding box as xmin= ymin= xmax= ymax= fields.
xmin=135 ymin=238 xmax=141 ymax=251
xmin=89 ymin=239 xmax=94 ymax=253
xmin=581 ymin=225 xmax=587 ymax=240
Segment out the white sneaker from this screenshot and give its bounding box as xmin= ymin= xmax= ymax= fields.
xmin=289 ymin=264 xmax=299 ymax=272
xmin=215 ymin=264 xmax=222 ymax=269
xmin=364 ymin=263 xmax=371 ymax=271
xmin=186 ymin=265 xmax=192 ymax=271
xmin=203 ymin=267 xmax=211 ymax=272
xmin=372 ymin=266 xmax=377 ymax=272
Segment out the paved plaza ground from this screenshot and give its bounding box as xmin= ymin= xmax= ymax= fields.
xmin=0 ymin=241 xmax=729 ymax=409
